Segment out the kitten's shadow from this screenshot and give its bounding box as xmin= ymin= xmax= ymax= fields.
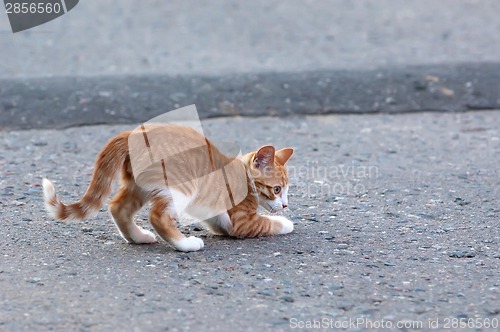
xmin=125 ymin=233 xmax=245 ymax=255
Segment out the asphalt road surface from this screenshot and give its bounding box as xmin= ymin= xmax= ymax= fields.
xmin=2 ymin=1 xmax=499 ymax=331
xmin=1 ymin=111 xmax=498 ymax=331
xmin=2 ymin=0 xmax=500 ymax=78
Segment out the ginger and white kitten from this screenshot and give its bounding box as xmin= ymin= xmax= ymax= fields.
xmin=42 ymin=125 xmax=294 ymax=252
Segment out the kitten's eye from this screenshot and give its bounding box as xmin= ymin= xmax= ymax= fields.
xmin=273 ymin=186 xmax=281 ymax=195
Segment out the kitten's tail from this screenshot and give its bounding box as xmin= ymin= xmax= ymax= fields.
xmin=42 ymin=132 xmax=130 ymax=221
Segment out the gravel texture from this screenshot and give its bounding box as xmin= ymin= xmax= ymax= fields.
xmin=0 ymin=111 xmax=498 ymax=331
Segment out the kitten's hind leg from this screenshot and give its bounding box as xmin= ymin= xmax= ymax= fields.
xmin=109 ymin=185 xmax=156 ymax=244
xmin=149 ymin=196 xmax=204 ymax=252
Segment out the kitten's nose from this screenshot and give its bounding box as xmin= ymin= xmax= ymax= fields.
xmin=282 ymin=204 xmax=288 ymax=209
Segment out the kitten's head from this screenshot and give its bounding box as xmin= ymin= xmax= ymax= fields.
xmin=247 ymin=146 xmax=294 ymax=213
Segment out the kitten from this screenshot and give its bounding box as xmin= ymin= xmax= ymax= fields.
xmin=42 ymin=125 xmax=294 ymax=252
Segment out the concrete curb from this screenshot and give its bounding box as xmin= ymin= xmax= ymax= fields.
xmin=1 ymin=63 xmax=499 ymax=130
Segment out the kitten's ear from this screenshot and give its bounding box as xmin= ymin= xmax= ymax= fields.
xmin=275 ymin=148 xmax=294 ymax=165
xmin=253 ymin=145 xmax=275 ymax=169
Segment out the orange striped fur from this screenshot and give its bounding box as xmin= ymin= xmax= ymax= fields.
xmin=43 ymin=125 xmax=294 ymax=252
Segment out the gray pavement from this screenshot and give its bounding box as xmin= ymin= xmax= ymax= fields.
xmin=1 ymin=112 xmax=499 ymax=331
xmin=1 ymin=1 xmax=500 ymax=331
xmin=2 ymin=0 xmax=500 ymax=78
xmin=2 ymin=0 xmax=500 ymax=130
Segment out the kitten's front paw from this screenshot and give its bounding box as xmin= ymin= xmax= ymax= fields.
xmin=130 ymin=227 xmax=157 ymax=244
xmin=173 ymin=236 xmax=204 ymax=252
xmin=271 ymin=216 xmax=294 ymax=235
